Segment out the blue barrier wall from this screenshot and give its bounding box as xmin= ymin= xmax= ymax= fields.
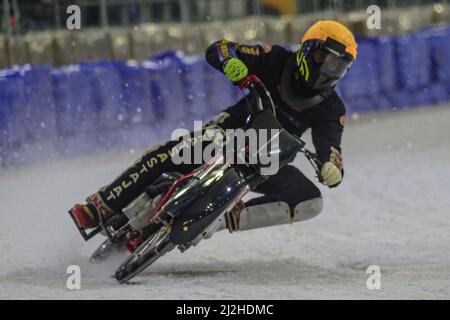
xmin=1 ymin=26 xmax=450 ymax=167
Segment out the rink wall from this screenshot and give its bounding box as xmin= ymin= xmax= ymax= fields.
xmin=1 ymin=26 xmax=450 ymax=167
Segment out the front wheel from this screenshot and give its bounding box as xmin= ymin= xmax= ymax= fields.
xmin=114 ymin=226 xmax=175 ymax=283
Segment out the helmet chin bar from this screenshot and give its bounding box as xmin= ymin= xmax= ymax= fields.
xmin=310 ymin=73 xmax=339 ymax=90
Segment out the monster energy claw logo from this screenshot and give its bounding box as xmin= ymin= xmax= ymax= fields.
xmin=296 ymin=51 xmax=309 ymax=81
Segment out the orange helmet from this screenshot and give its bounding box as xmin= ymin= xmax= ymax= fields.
xmin=302 ymin=20 xmax=357 ymax=60
xmin=280 ymin=20 xmax=357 ymax=111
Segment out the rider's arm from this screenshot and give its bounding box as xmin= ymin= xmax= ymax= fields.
xmin=205 ymin=39 xmax=265 ymax=78
xmin=311 ymin=93 xmax=346 ymax=188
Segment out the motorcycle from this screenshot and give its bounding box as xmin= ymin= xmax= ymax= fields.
xmin=69 ymin=75 xmax=323 ymax=283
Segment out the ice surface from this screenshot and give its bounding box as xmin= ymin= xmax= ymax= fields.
xmin=1 ymin=105 xmax=450 ymax=299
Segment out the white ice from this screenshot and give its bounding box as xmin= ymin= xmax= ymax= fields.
xmin=1 ymin=105 xmax=450 ymax=299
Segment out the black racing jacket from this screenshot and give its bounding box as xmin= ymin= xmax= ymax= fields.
xmin=205 ymin=39 xmax=346 ymax=183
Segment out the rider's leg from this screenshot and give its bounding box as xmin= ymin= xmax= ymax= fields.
xmin=221 ymin=165 xmax=323 ymax=233
xmin=69 ymin=137 xmax=191 ymax=229
xmin=70 ymin=107 xmax=247 ymax=230
xmin=70 ymin=138 xmax=194 ymax=229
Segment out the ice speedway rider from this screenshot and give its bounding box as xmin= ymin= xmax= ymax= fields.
xmin=70 ymin=20 xmax=357 ymax=239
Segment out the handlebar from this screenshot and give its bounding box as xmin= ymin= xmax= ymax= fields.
xmin=239 ymin=74 xmax=262 ymax=90
xmin=239 ymin=75 xmax=276 ymax=115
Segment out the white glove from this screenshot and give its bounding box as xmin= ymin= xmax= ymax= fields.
xmin=320 ymin=147 xmax=343 ymax=187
